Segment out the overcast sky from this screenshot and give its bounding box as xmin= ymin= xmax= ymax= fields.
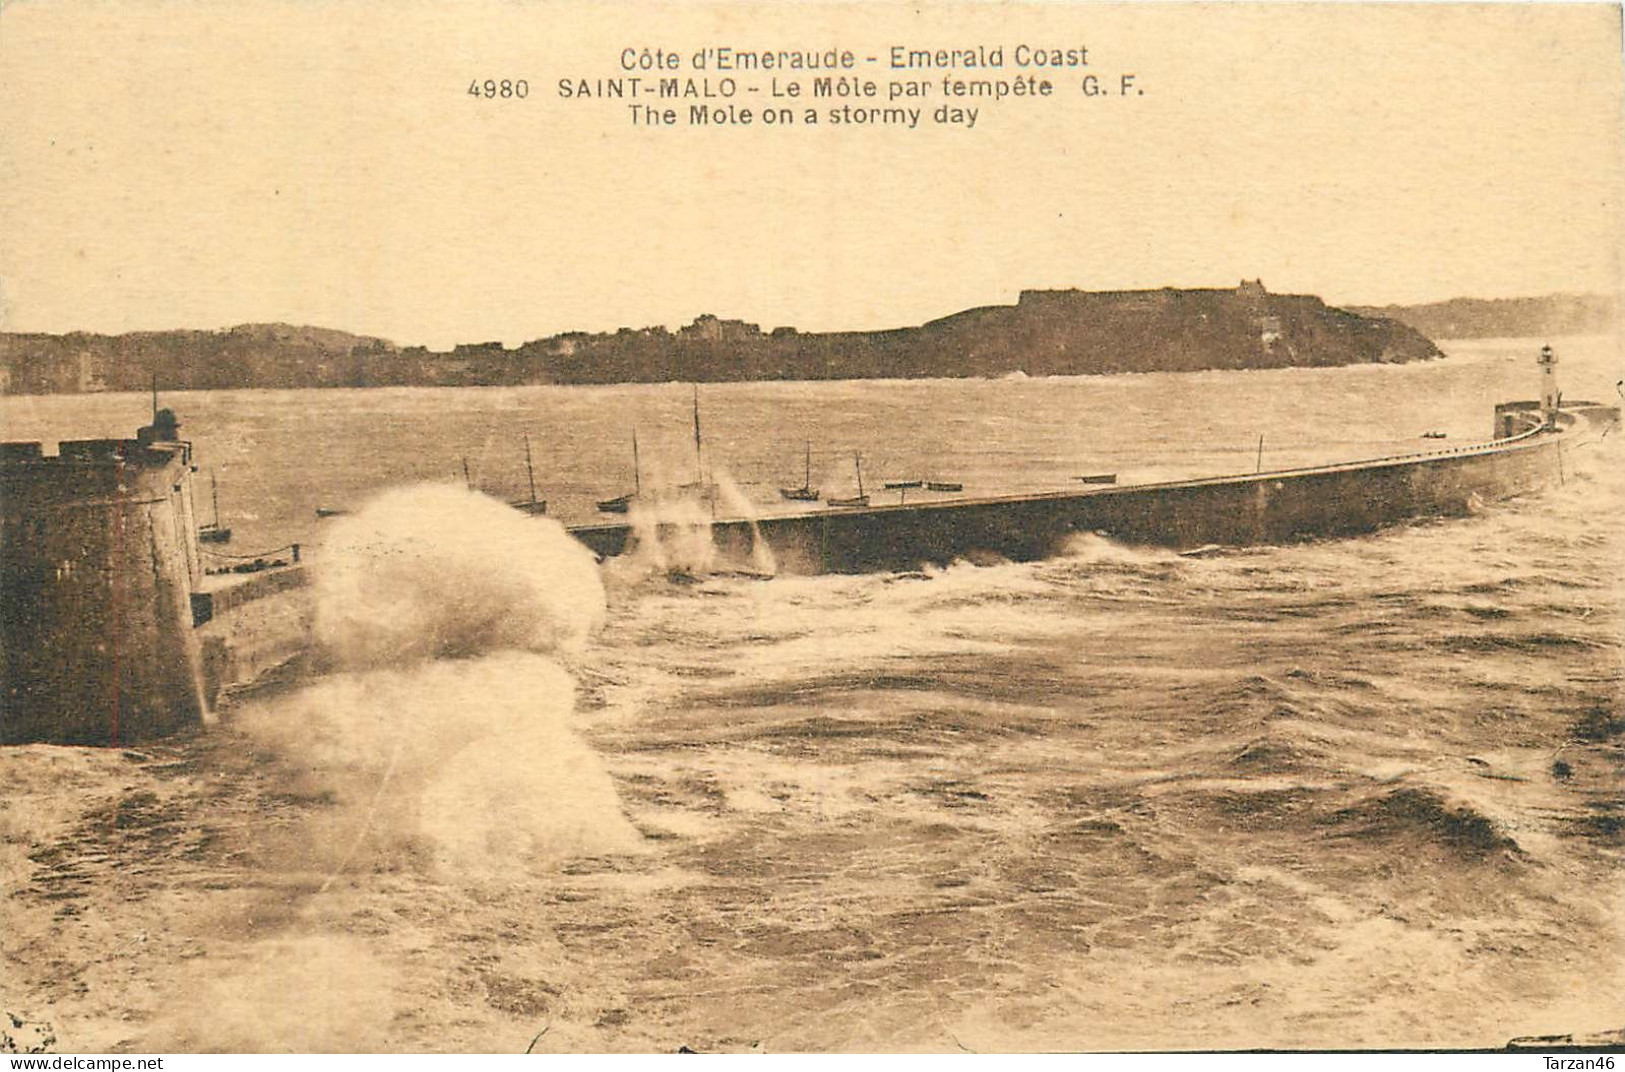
xmin=2 ymin=0 xmax=1621 ymax=346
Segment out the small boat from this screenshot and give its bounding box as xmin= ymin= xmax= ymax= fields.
xmin=598 ymin=429 xmax=642 ymax=513
xmin=1421 ymin=431 xmax=1448 ymax=440
xmin=603 ymin=392 xmax=719 ymax=513
xmin=314 ymin=506 xmax=350 ymax=519
xmin=204 ymin=556 xmax=290 ymax=576
xmin=884 ymin=478 xmax=923 ymax=504
xmin=675 ymin=481 xmax=722 ymax=513
xmin=509 ymin=433 xmax=547 ymax=515
xmin=1075 ymin=473 xmax=1117 ymax=485
xmin=827 ymin=452 xmax=870 ymax=508
xmin=926 ymin=481 xmax=963 ymax=493
xmin=780 ymin=441 xmax=820 ymax=502
xmin=197 ymin=469 xmax=232 ymax=543
xmin=687 ymin=386 xmax=719 ymax=513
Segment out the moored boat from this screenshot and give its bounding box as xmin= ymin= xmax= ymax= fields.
xmin=598 ymin=428 xmax=642 ymax=513
xmin=827 ymin=452 xmax=870 ymax=508
xmin=780 ymin=441 xmax=820 ymax=502
xmin=508 ymin=433 xmax=547 ymax=515
xmin=197 ymin=469 xmax=232 ymax=543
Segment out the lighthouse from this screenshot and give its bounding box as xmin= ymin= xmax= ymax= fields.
xmin=1538 ymin=344 xmax=1560 ymax=426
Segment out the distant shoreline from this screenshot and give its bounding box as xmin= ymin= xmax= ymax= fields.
xmin=3 ymin=285 xmax=1610 ymax=397
xmin=1347 ymin=294 xmax=1616 ymax=342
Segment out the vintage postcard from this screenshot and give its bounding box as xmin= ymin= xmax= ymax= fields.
xmin=1 ymin=0 xmax=1621 ymax=1056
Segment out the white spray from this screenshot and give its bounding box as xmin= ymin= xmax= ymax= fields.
xmin=238 ymin=484 xmax=640 ymax=877
xmin=604 ymin=465 xmax=777 ymax=583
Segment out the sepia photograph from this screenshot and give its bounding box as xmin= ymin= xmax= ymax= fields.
xmin=1 ymin=0 xmax=1622 ymax=1056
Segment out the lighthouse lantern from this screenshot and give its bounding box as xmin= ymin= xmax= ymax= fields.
xmin=1538 ymin=344 xmax=1560 ymax=425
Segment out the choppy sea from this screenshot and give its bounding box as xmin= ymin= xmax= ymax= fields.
xmin=1 ymin=335 xmax=1619 ymax=1052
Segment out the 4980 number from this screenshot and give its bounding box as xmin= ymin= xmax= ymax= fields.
xmin=468 ymin=79 xmax=529 ymax=99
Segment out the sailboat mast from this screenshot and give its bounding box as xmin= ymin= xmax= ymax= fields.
xmin=804 ymin=440 xmax=811 ymax=488
xmin=855 ymin=451 xmax=864 ymax=498
xmin=524 ymin=434 xmax=537 ymax=504
xmin=632 ymin=428 xmax=642 ymax=495
xmin=210 ymin=470 xmax=221 ymax=526
xmin=692 ymin=386 xmax=703 ymax=485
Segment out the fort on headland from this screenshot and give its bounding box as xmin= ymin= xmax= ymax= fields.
xmin=0 ymin=282 xmax=1441 ymax=394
